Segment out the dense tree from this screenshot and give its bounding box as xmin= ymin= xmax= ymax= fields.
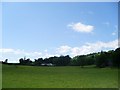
xmin=64 ymin=55 xmax=71 ymax=65
xmin=17 ymin=47 xmax=120 ymax=68
xmin=26 ymin=58 xmax=32 ymax=65
xmin=19 ymin=58 xmax=32 ymax=65
xmin=95 ymin=51 xmax=111 ymax=68
xmin=4 ymin=59 xmax=8 ymax=64
xmin=2 ymin=59 xmax=8 ymax=64
xmin=19 ymin=58 xmax=24 ymax=65
xmin=78 ymin=55 xmax=86 ymax=68
xmin=112 ymin=48 xmax=120 ymax=67
xmin=44 ymin=58 xmax=50 ymax=64
xmin=71 ymin=54 xmax=95 ymax=67
xmin=34 ymin=58 xmax=43 ymax=66
xmin=70 ymin=56 xmax=81 ymax=66
xmin=85 ymin=55 xmax=95 ymax=65
xmin=48 ymin=55 xmax=71 ymax=66
xmin=50 ymin=56 xmax=59 ymax=65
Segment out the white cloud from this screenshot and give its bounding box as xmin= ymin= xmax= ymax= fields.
xmin=33 ymin=52 xmax=42 ymax=56
xmin=0 ymin=48 xmax=59 ymax=62
xmin=68 ymin=22 xmax=94 ymax=33
xmin=56 ymin=39 xmax=118 ymax=57
xmin=0 ymin=48 xmax=32 ymax=56
xmin=0 ymin=49 xmax=43 ymax=56
xmin=0 ymin=48 xmax=14 ymax=53
xmin=85 ymin=40 xmax=118 ymax=51
xmin=0 ymin=39 xmax=118 ymax=63
xmin=44 ymin=49 xmax=48 ymax=53
xmin=43 ymin=53 xmax=60 ymax=59
xmin=0 ymin=56 xmax=4 ymax=61
xmin=56 ymin=45 xmax=71 ymax=54
xmin=0 ymin=49 xmax=43 ymax=62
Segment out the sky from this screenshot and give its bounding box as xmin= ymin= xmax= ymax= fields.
xmin=1 ymin=0 xmax=119 ymax=2
xmin=0 ymin=2 xmax=118 ymax=63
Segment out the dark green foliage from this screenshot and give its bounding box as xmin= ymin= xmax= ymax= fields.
xmin=111 ymin=48 xmax=120 ymax=67
xmin=70 ymin=54 xmax=95 ymax=67
xmin=19 ymin=55 xmax=71 ymax=66
xmin=16 ymin=47 xmax=120 ymax=68
xmin=34 ymin=58 xmax=43 ymax=66
xmin=70 ymin=47 xmax=120 ymax=68
xmin=4 ymin=59 xmax=8 ymax=64
xmin=85 ymin=55 xmax=95 ymax=65
xmin=2 ymin=59 xmax=8 ymax=64
xmin=19 ymin=58 xmax=32 ymax=65
xmin=50 ymin=55 xmax=71 ymax=66
xmin=77 ymin=55 xmax=86 ymax=68
xmin=95 ymin=52 xmax=107 ymax=68
xmin=70 ymin=56 xmax=80 ymax=66
xmin=19 ymin=58 xmax=24 ymax=65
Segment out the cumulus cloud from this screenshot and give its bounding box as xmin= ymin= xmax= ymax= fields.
xmin=68 ymin=22 xmax=94 ymax=33
xmin=56 ymin=39 xmax=118 ymax=57
xmin=0 ymin=49 xmax=43 ymax=62
xmin=0 ymin=48 xmax=30 ymax=56
xmin=0 ymin=48 xmax=14 ymax=53
xmin=56 ymin=45 xmax=71 ymax=54
xmin=0 ymin=48 xmax=59 ymax=62
xmin=0 ymin=39 xmax=118 ymax=62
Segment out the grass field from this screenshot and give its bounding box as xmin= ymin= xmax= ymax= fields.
xmin=0 ymin=64 xmax=2 ymax=89
xmin=2 ymin=65 xmax=118 ymax=88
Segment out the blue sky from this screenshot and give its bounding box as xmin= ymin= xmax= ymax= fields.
xmin=1 ymin=2 xmax=118 ymax=63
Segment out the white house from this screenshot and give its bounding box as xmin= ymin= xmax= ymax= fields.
xmin=41 ymin=63 xmax=53 ymax=66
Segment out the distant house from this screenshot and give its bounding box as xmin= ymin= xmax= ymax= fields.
xmin=41 ymin=63 xmax=53 ymax=66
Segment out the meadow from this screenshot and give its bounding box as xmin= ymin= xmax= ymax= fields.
xmin=0 ymin=64 xmax=2 ymax=89
xmin=2 ymin=64 xmax=118 ymax=88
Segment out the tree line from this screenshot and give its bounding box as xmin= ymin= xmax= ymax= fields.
xmin=19 ymin=55 xmax=71 ymax=66
xmin=3 ymin=47 xmax=120 ymax=68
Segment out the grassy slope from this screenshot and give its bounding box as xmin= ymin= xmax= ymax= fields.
xmin=2 ymin=65 xmax=118 ymax=88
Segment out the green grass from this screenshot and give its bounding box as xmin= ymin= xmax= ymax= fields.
xmin=0 ymin=64 xmax=2 ymax=89
xmin=2 ymin=65 xmax=118 ymax=88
